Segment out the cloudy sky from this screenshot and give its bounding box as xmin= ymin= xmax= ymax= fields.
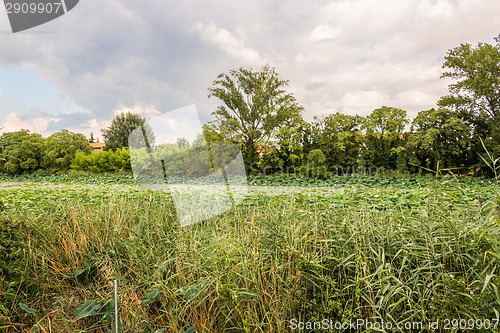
xmin=0 ymin=0 xmax=499 ymax=140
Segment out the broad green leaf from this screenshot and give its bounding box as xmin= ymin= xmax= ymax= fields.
xmin=141 ymin=288 xmax=161 ymax=305
xmin=73 ymin=269 xmax=85 ymax=278
xmin=19 ymin=302 xmax=37 ymax=315
xmin=73 ymin=299 xmax=101 ymax=320
xmin=2 ymin=288 xmax=17 ymax=302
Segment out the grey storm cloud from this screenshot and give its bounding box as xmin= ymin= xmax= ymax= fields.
xmin=45 ymin=112 xmax=91 ymax=132
xmin=1 ymin=0 xmax=500 ymax=133
xmin=14 ymin=110 xmax=90 ymax=133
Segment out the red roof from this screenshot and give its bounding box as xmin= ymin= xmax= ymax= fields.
xmin=89 ymin=142 xmax=105 ymax=152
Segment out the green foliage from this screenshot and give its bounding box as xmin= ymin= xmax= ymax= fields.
xmin=438 ymin=33 xmax=500 ymax=118
xmin=313 ymin=113 xmax=363 ymax=167
xmin=1 ymin=175 xmax=499 ymax=331
xmin=263 ymin=125 xmax=305 ymax=171
xmin=42 ymin=130 xmax=92 ymax=170
xmin=141 ymin=288 xmax=161 ymax=305
xmin=363 ymin=106 xmax=409 ymax=135
xmin=0 ymin=130 xmax=44 ymax=174
xmin=18 ymin=302 xmax=37 ymax=316
xmin=70 ymin=147 xmax=131 ymax=173
xmin=304 ymin=149 xmax=327 ymax=178
xmin=130 ymin=139 xmax=213 ymax=181
xmin=307 ymin=149 xmax=326 ymax=167
xmin=0 ymin=219 xmax=25 ymax=277
xmin=256 ymin=146 xmax=282 ymax=172
xmin=102 ymin=112 xmax=154 ymax=151
xmin=409 ymin=108 xmax=471 ymax=170
xmin=208 ymin=65 xmax=304 ymax=165
xmin=0 ymin=129 xmax=92 ymax=175
xmin=438 ymin=34 xmax=500 ymax=170
xmin=359 ymin=107 xmax=408 ymax=169
xmin=73 ymin=300 xmax=100 ymax=320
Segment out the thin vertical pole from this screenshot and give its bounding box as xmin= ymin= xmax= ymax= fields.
xmin=114 ymin=280 xmax=118 ymax=333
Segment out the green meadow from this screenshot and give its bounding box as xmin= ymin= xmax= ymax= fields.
xmin=1 ymin=174 xmax=499 ymax=332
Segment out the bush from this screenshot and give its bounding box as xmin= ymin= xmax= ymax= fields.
xmin=70 ymin=148 xmax=131 ymax=173
xmin=0 ymin=130 xmax=44 ymax=175
xmin=42 ymin=130 xmax=92 ymax=170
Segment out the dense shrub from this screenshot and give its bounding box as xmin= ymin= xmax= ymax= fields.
xmin=0 ymin=130 xmax=93 ymax=175
xmin=42 ymin=130 xmax=92 ymax=170
xmin=0 ymin=130 xmax=44 ymax=175
xmin=70 ymin=148 xmax=131 ymax=173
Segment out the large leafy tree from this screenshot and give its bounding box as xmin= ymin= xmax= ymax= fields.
xmin=102 ymin=112 xmax=154 ymax=151
xmin=438 ymin=34 xmax=500 ymax=118
xmin=208 ymin=65 xmax=304 ymax=166
xmin=409 ymin=108 xmax=471 ymax=171
xmin=321 ymin=113 xmax=363 ymax=167
xmin=306 ymin=113 xmax=363 ymax=168
xmin=360 ymin=106 xmax=409 ymax=169
xmin=42 ymin=130 xmax=92 ymax=170
xmin=438 ymin=34 xmax=500 ymax=160
xmin=363 ymin=106 xmax=408 ymax=135
xmin=0 ymin=130 xmax=44 ymax=174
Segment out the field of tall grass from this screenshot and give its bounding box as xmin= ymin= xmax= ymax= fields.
xmin=1 ymin=174 xmax=500 ymax=332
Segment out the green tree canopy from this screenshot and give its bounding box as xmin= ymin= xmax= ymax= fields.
xmin=0 ymin=130 xmax=44 ymax=174
xmin=324 ymin=113 xmax=363 ymax=134
xmin=438 ymin=33 xmax=500 ymax=163
xmin=208 ymin=65 xmax=304 ymax=165
xmin=43 ymin=130 xmax=92 ymax=170
xmin=310 ymin=113 xmax=363 ymax=167
xmin=438 ymin=34 xmax=500 ymax=118
xmin=102 ymin=112 xmax=154 ymax=151
xmin=363 ymin=106 xmax=409 ymax=135
xmin=273 ymin=124 xmax=305 ymax=169
xmin=409 ymin=108 xmax=471 ymax=170
xmin=360 ymin=107 xmax=409 ymax=169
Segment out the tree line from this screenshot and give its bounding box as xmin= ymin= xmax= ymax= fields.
xmin=0 ymin=34 xmax=499 ymax=177
xmin=206 ymin=34 xmax=500 ymax=177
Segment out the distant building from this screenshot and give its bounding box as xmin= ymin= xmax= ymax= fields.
xmin=89 ymin=142 xmax=105 ymax=152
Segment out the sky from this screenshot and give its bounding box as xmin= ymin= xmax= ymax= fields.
xmin=0 ymin=0 xmax=499 ymax=140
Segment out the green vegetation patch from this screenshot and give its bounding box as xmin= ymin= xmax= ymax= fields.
xmin=0 ymin=175 xmax=499 ymax=331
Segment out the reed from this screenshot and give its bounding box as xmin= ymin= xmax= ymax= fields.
xmin=0 ymin=179 xmax=498 ymax=333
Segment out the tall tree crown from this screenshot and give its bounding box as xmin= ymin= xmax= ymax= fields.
xmin=208 ymin=65 xmax=304 ymax=164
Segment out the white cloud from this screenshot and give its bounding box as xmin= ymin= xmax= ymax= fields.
xmin=0 ymin=112 xmax=60 ymax=136
xmin=113 ymin=105 xmax=161 ymax=118
xmin=0 ymin=113 xmax=32 ymax=133
xmin=418 ymin=0 xmax=454 ymax=19
xmin=341 ymin=91 xmax=386 ymax=116
xmin=146 ymin=105 xmax=203 ymax=145
xmin=310 ymin=24 xmax=341 ymax=41
xmin=281 ymin=0 xmax=500 ymax=119
xmin=195 ymin=23 xmax=265 ymax=65
xmin=1 ymin=0 xmax=500 ymax=136
xmin=67 ymin=118 xmax=111 ymax=142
